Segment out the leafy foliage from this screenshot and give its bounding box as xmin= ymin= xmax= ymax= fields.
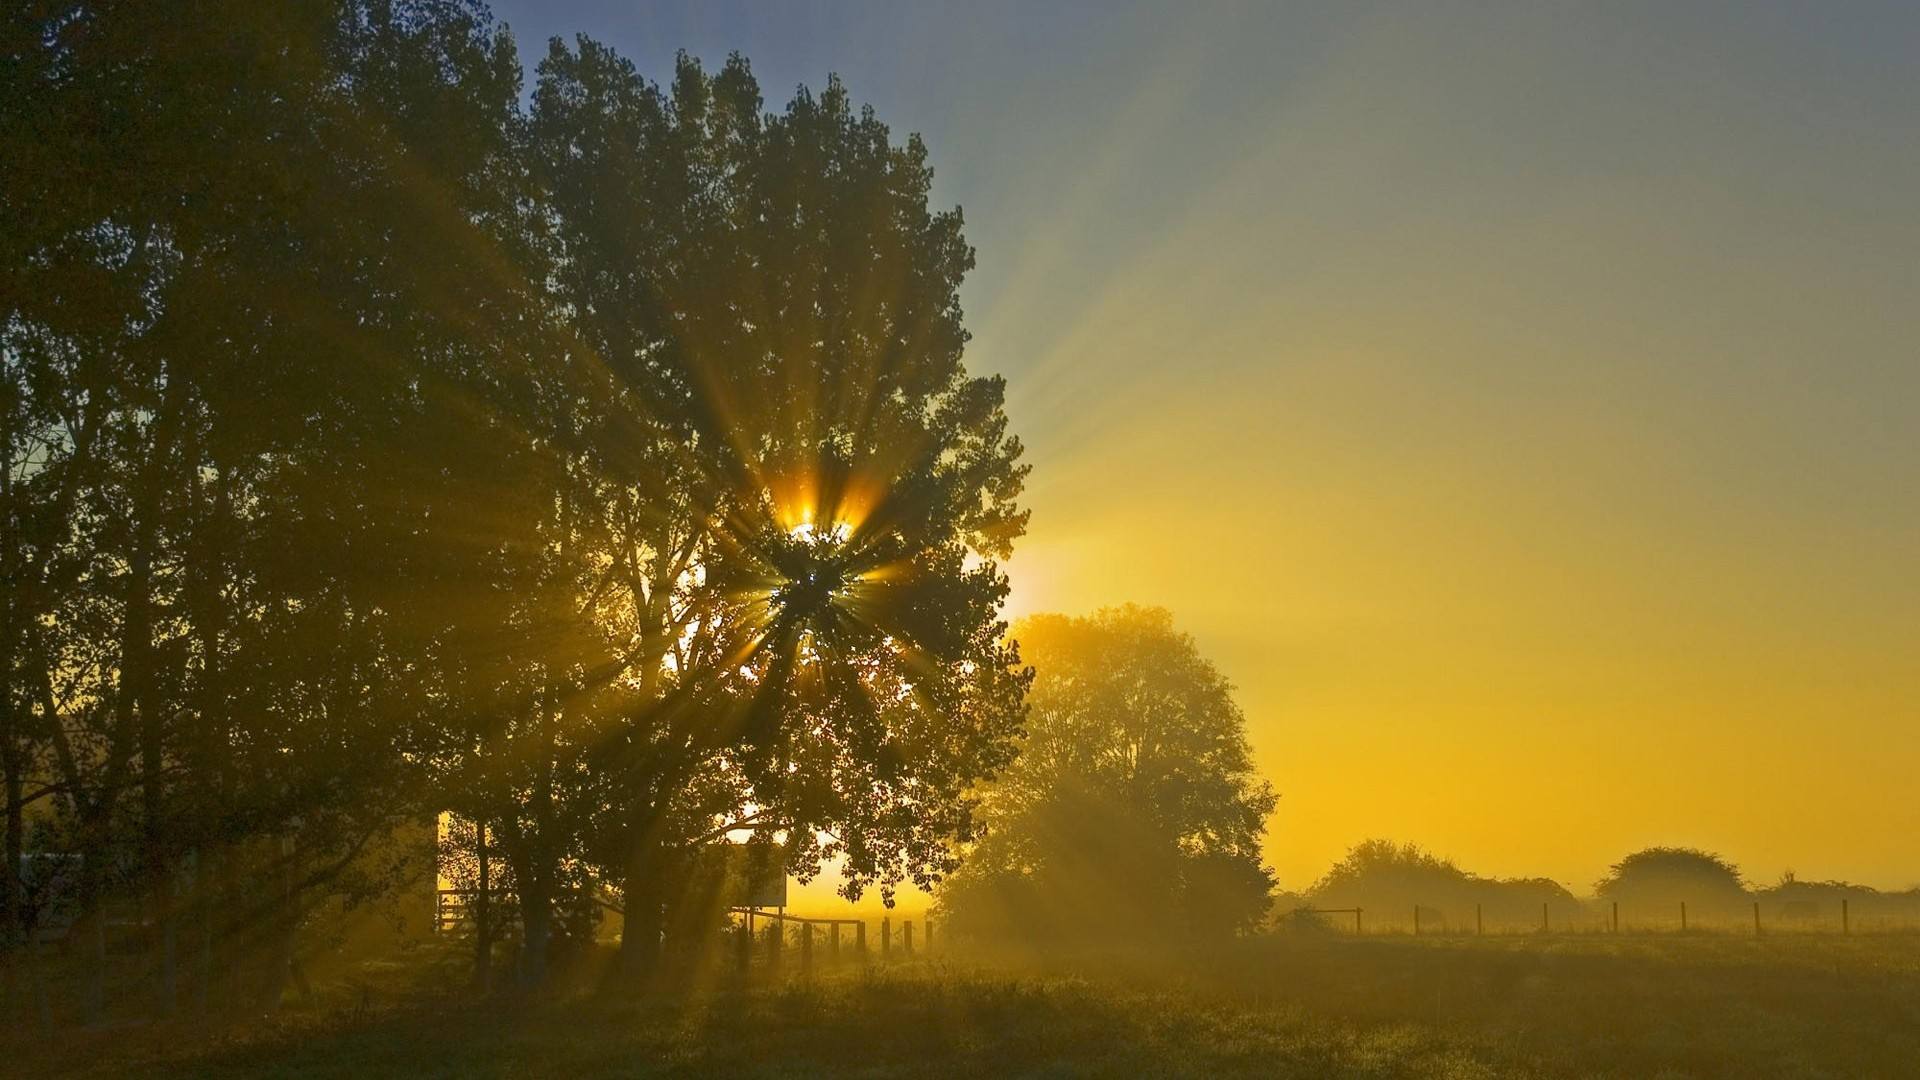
xmin=940 ymin=606 xmax=1275 ymax=942
xmin=2 ymin=1 xmax=1026 ymax=1003
xmin=1594 ymin=847 xmax=1749 ymax=916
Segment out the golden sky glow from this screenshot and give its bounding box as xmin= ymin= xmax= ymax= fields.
xmin=496 ymin=2 xmax=1920 ymax=896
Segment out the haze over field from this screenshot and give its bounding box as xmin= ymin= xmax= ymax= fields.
xmin=490 ymin=0 xmax=1920 ymax=893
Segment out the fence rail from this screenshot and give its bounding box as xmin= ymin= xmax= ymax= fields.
xmin=433 ymin=890 xmax=937 ymax=977
xmin=726 ymin=907 xmax=932 ymax=975
xmin=1287 ymin=896 xmax=1901 ymax=936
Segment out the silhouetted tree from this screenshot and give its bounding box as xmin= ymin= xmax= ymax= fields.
xmin=3 ymin=0 xmax=555 ymax=1010
xmin=940 ymin=606 xmax=1275 ymax=944
xmin=1595 ymin=847 xmax=1749 ymax=919
xmin=1309 ymin=840 xmax=1583 ymax=930
xmin=525 ymin=40 xmax=1030 ymax=982
xmin=3 ymin=0 xmax=1031 ymax=1012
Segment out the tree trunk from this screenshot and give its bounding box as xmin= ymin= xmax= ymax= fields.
xmin=133 ymin=539 xmax=176 ymax=1016
xmin=2 ymin=709 xmax=22 ymax=966
xmin=518 ymin=669 xmax=561 ymax=989
xmin=265 ymin=918 xmax=298 ymax=1012
xmin=87 ymin=893 xmax=107 ymax=1021
xmin=122 ymin=448 xmax=174 ymax=1017
xmin=73 ymin=817 xmax=109 ymax=1023
xmin=0 ymin=399 xmax=18 ymax=988
xmin=196 ymin=846 xmax=216 ymax=1015
xmin=473 ymin=819 xmax=491 ymax=992
xmin=618 ymin=831 xmax=664 ymax=987
xmin=265 ymin=834 xmax=298 ymax=1012
xmin=187 ymin=458 xmax=232 ymax=1017
xmin=151 ymin=861 xmax=176 ymax=1015
xmin=519 ymin=876 xmax=551 ymax=989
xmin=29 ymin=934 xmax=51 ymax=1034
xmin=496 ymin=813 xmax=554 ymax=990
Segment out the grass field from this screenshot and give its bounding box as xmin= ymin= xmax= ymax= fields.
xmin=10 ymin=932 xmax=1920 ymax=1078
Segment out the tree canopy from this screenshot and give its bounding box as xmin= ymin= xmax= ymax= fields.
xmin=1594 ymin=847 xmax=1749 ymax=914
xmin=3 ymin=0 xmax=1027 ymax=1006
xmin=938 ymin=606 xmax=1275 ymax=943
xmin=1304 ymin=840 xmax=1582 ymax=931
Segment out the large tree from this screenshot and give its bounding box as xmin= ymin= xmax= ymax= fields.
xmin=2 ymin=0 xmax=552 ymax=1012
xmin=4 ymin=0 xmax=1031 ymax=1011
xmin=939 ymin=606 xmax=1276 ymax=943
xmin=521 ymin=39 xmax=1030 ymax=981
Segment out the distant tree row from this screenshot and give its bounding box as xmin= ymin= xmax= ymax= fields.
xmin=2 ymin=0 xmax=1027 ymax=1015
xmin=1292 ymin=840 xmax=1583 ymax=931
xmin=1284 ymin=841 xmax=1918 ymax=930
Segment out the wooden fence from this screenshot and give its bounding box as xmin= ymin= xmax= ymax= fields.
xmin=728 ymin=907 xmax=933 ymax=975
xmin=434 ymin=891 xmax=937 ymax=976
xmin=1296 ymin=897 xmax=1877 ymax=936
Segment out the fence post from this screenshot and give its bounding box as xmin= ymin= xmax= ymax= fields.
xmin=881 ymin=916 xmax=891 ymax=959
xmin=1355 ymin=907 xmax=1363 ymax=935
xmin=831 ymin=922 xmax=841 ymax=963
xmin=1754 ymin=901 xmax=1762 ymax=936
xmin=1476 ymin=903 xmax=1482 ymax=936
xmin=1680 ymin=901 xmax=1687 ymax=932
xmin=1842 ymin=898 xmax=1850 ymax=935
xmin=856 ymin=919 xmax=868 ymax=957
xmin=904 ymin=921 xmax=915 ymax=955
xmin=801 ymin=923 xmax=813 ymax=975
xmin=768 ymin=918 xmax=781 ymax=970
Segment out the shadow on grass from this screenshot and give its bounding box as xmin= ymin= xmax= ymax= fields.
xmin=21 ymin=935 xmax=1920 ymax=1079
xmin=56 ymin=962 xmax=1494 ymax=1080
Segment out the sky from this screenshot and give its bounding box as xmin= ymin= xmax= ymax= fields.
xmin=490 ymin=1 xmax=1920 ymax=897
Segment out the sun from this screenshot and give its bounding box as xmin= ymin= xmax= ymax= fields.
xmin=768 ymin=518 xmax=861 ymax=629
xmin=788 ymin=519 xmax=853 ymax=543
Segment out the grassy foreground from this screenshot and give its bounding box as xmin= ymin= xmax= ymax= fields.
xmin=11 ymin=932 xmax=1920 ymax=1078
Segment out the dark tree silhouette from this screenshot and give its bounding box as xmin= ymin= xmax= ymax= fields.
xmin=4 ymin=0 xmax=1030 ymax=1008
xmin=522 ymin=40 xmax=1029 ymax=982
xmin=3 ymin=0 xmax=555 ymax=1011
